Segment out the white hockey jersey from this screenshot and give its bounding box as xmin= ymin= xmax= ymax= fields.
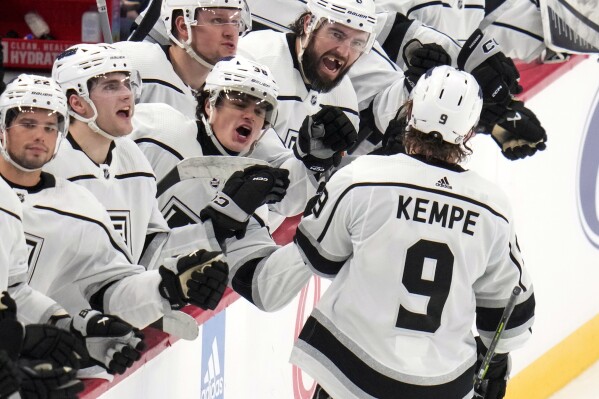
xmin=5 ymin=173 xmax=170 ymax=328
xmin=112 ymin=41 xmax=198 ymax=119
xmin=44 ymin=134 xmax=213 ymax=270
xmin=238 ymin=30 xmax=360 ymax=150
xmin=132 ymin=103 xmax=317 ymax=221
xmin=0 ymin=177 xmax=63 ymax=325
xmin=291 ymin=153 xmax=535 ymax=399
xmin=130 ymin=103 xmax=313 ymax=311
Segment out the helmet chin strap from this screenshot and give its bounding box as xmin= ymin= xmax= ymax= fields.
xmin=71 ymin=98 xmax=116 ymax=141
xmin=182 ymin=42 xmax=215 ymax=70
xmin=201 ymin=111 xmax=231 ymax=156
xmin=1 ymin=134 xmax=63 ymax=173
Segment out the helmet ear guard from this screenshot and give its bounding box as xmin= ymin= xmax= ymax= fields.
xmin=408 ymin=65 xmax=483 ymax=145
xmin=0 ymin=74 xmax=69 ymax=171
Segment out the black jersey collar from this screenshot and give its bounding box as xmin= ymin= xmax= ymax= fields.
xmin=196 ymin=121 xmax=240 ymax=157
xmin=2 ymin=172 xmax=56 ymax=193
xmin=67 ymin=133 xmax=116 ymax=166
xmin=407 ymin=153 xmax=466 ymax=173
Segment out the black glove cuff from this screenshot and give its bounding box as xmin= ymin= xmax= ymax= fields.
xmin=158 ymin=267 xmax=186 ymax=310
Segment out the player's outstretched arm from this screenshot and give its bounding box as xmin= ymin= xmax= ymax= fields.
xmin=200 ymin=165 xmax=290 ymax=242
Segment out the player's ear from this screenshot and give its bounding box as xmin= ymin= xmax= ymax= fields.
xmin=303 ymin=14 xmax=313 ymax=35
xmin=68 ymin=93 xmax=87 ymax=116
xmin=175 ymin=15 xmax=189 ymax=42
xmin=204 ymin=98 xmax=211 ymax=118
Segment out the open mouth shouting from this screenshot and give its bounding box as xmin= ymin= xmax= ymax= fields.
xmin=235 ymin=122 xmax=254 ymax=142
xmin=320 ymin=55 xmax=345 ymax=78
xmin=116 ymin=106 xmax=132 ymax=119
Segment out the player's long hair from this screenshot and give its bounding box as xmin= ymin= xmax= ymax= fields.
xmin=289 ymin=12 xmax=311 ymax=36
xmin=401 ymin=101 xmax=473 ymax=164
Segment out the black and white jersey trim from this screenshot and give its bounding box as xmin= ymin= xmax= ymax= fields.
xmin=315 ymin=182 xmax=509 ymax=243
xmin=298 ymin=315 xmax=476 ymax=399
xmin=68 ymin=174 xmax=96 ymax=182
xmin=0 ymin=206 xmax=21 ymax=221
xmin=33 ymin=205 xmax=133 ymax=264
xmin=141 ymin=78 xmax=185 ymax=94
xmin=476 ymin=292 xmax=535 ymax=332
xmin=114 ymin=172 xmax=156 ymax=180
xmin=295 ymin=228 xmax=346 ymax=277
xmin=491 ymin=21 xmax=544 ymax=41
xmin=135 ymin=138 xmax=184 ymax=161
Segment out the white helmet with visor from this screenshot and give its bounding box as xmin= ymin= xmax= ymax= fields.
xmin=0 ymin=74 xmax=69 ymax=171
xmin=161 ymin=0 xmax=251 ymax=69
xmin=52 ymin=43 xmax=141 ymax=140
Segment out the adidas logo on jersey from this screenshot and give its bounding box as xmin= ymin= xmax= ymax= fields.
xmin=201 ymin=337 xmax=224 ymax=399
xmin=436 ymin=177 xmax=452 ymax=189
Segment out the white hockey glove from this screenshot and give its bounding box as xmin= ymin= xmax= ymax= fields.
xmin=293 ymin=106 xmax=358 ymax=173
xmin=200 ymin=165 xmax=289 ymax=241
xmin=56 ymin=309 xmax=145 ymax=375
xmin=158 ymin=250 xmax=229 ymax=311
xmin=457 ymin=29 xmax=522 ymax=114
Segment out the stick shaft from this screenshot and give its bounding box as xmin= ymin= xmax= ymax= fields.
xmin=96 ymin=0 xmax=113 ymax=43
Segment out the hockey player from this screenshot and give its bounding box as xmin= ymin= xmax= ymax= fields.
xmin=133 ymin=55 xmax=343 ymax=229
xmin=47 ymin=43 xmax=225 ymax=276
xmin=114 ymin=0 xmax=252 ymax=118
xmin=0 ymin=75 xmax=167 ymax=375
xmin=291 ymin=66 xmax=535 ymax=399
xmin=1 ymin=75 xmax=229 ymax=345
xmin=236 ymin=0 xmax=363 ymax=164
xmin=246 ymin=0 xmax=548 ymax=160
xmin=134 ymin=56 xmax=322 ymax=313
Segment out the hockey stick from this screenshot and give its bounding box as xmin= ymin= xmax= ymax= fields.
xmin=156 ymin=156 xmax=270 ymax=198
xmin=129 ymin=0 xmax=164 ymax=42
xmin=96 ymin=0 xmax=113 ymax=43
xmin=473 ymin=286 xmax=522 ymax=396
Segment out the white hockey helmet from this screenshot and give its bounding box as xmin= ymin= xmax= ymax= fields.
xmin=408 ymin=65 xmax=483 ymax=144
xmin=52 ymin=43 xmax=141 ymax=140
xmin=161 ymin=0 xmax=251 ymax=69
xmin=204 ymin=56 xmax=279 ymax=125
xmin=306 ymin=0 xmax=377 ymax=54
xmin=0 ymin=74 xmax=69 ymax=171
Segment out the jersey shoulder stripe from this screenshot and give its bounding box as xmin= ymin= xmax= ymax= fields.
xmin=0 ymin=206 xmax=21 ymax=221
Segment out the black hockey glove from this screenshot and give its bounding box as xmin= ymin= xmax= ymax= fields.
xmin=474 ymin=337 xmax=510 ymax=399
xmin=0 ymin=350 xmax=20 ymax=398
xmin=403 ymin=40 xmax=452 ymax=92
xmin=21 ymin=324 xmax=87 ymax=370
xmin=61 ymin=309 xmax=145 ymax=375
xmin=200 ymin=165 xmax=290 ymax=241
xmin=457 ymin=29 xmax=522 ymax=108
xmin=294 ymin=106 xmax=358 ymax=173
xmin=0 ymin=291 xmax=17 ymax=321
xmin=481 ymin=100 xmax=547 ymax=160
xmin=159 ymin=250 xmax=229 ymax=311
xmin=17 ymin=359 xmax=84 ymax=399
